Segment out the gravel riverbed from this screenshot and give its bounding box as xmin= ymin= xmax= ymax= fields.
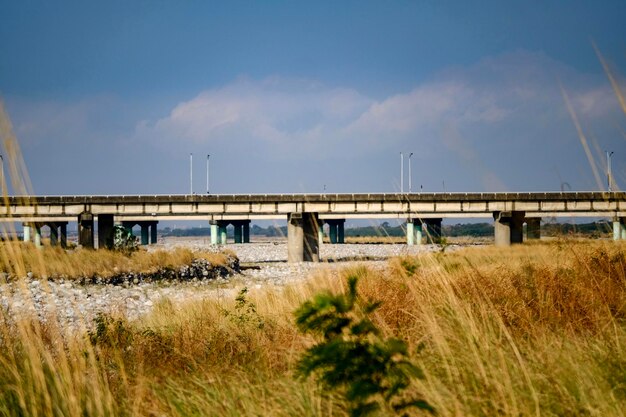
xmin=1 ymin=238 xmax=449 ymax=329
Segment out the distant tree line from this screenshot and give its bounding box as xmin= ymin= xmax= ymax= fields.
xmin=160 ymin=220 xmax=612 ymax=238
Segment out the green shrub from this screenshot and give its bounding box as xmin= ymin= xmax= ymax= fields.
xmin=295 ymin=275 xmax=433 ymax=416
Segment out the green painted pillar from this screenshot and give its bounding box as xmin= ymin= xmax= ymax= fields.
xmin=219 ymin=223 xmax=228 ymax=245
xmin=150 ymin=222 xmax=158 ymax=244
xmin=318 ymin=221 xmax=325 ymax=244
xmin=613 ymin=219 xmax=623 ymax=241
xmin=23 ymin=224 xmax=31 ymax=242
xmin=425 ymin=218 xmax=443 ymax=244
xmin=406 ymin=221 xmax=415 ymax=246
xmin=415 ymin=223 xmax=423 ymax=245
xmin=234 ymin=222 xmax=243 ymax=243
xmin=34 ymin=225 xmax=42 ymax=248
xmin=60 ymin=223 xmax=67 ymax=248
xmin=337 ymin=220 xmax=345 ymax=244
xmin=243 ymin=221 xmax=250 ymax=243
xmin=49 ymin=223 xmax=59 ymax=246
xmin=210 ymin=222 xmax=219 ymax=245
xmin=329 ymin=221 xmax=338 ymax=244
xmin=140 ymin=223 xmax=149 ymax=245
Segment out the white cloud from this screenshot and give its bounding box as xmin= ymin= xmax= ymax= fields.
xmin=7 ymin=50 xmax=624 ymax=194
xmin=138 ymin=51 xmax=622 ymax=163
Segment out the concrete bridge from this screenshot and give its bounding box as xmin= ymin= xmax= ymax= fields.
xmin=3 ymin=192 xmax=626 ymax=262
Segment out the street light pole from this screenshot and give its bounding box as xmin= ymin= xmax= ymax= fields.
xmin=400 ymin=152 xmax=404 ymax=193
xmin=408 ymin=152 xmax=413 ymax=193
xmin=190 ymin=153 xmax=193 ymax=195
xmin=607 ymin=151 xmax=614 ymax=192
xmin=0 ymin=154 xmax=4 ymax=196
xmin=206 ymin=154 xmax=210 ymax=194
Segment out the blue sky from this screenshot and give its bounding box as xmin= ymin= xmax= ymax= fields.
xmin=1 ymin=0 xmax=625 ymax=196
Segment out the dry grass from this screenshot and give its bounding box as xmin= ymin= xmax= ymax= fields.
xmin=0 ymin=243 xmax=233 ymax=280
xmin=343 ymin=236 xmax=406 ymax=244
xmin=1 ymin=241 xmax=626 ymax=416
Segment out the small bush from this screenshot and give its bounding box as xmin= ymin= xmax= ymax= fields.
xmin=295 ymin=275 xmax=433 ymax=416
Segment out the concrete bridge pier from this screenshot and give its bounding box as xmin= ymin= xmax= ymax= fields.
xmin=210 ymin=221 xmax=219 ymax=244
xmin=494 ymin=211 xmax=525 ymax=247
xmin=424 ymin=218 xmax=442 ymax=243
xmin=140 ymin=223 xmax=149 ymax=245
xmin=613 ymin=218 xmax=626 ymax=240
xmin=329 ymin=222 xmax=337 ymax=243
xmin=208 ymin=221 xmax=229 ymax=244
xmin=23 ymin=223 xmax=31 ymax=242
xmin=33 ymin=224 xmax=42 ymax=248
xmin=326 ymin=219 xmax=346 ymax=244
xmin=288 ymin=212 xmax=320 ymax=262
xmin=49 ymin=224 xmax=59 ymax=246
xmin=120 ymin=221 xmax=158 ymax=246
xmin=234 ymin=222 xmax=242 ymax=243
xmin=526 ymin=218 xmax=541 ymax=240
xmin=219 ymin=221 xmax=228 ymax=244
xmin=325 ymin=219 xmax=346 ymax=244
xmin=231 ymin=220 xmax=251 ymax=243
xmin=60 ymin=223 xmax=67 ymax=248
xmin=78 ymin=212 xmax=95 ymax=249
xmin=98 ymin=214 xmax=115 ymax=249
xmin=318 ymin=220 xmax=325 ymax=243
xmin=46 ymin=222 xmax=68 ymax=248
xmin=406 ymin=219 xmax=423 ymax=246
xmin=150 ymin=222 xmax=158 ymax=244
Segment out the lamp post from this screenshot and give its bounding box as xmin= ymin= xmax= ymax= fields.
xmin=400 ymin=152 xmax=404 ymax=193
xmin=206 ymin=154 xmax=210 ymax=194
xmin=0 ymin=154 xmax=4 ymax=196
xmin=408 ymin=152 xmax=413 ymax=193
xmin=607 ymin=151 xmax=614 ymax=192
xmin=190 ymin=153 xmax=193 ymax=195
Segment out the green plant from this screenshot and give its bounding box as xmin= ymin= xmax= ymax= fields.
xmin=294 ymin=275 xmax=433 ymax=417
xmin=223 ymin=287 xmax=265 ymax=329
xmin=88 ymin=313 xmax=134 ymax=349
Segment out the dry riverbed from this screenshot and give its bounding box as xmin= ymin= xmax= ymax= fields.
xmin=0 ymin=238 xmax=465 ymax=329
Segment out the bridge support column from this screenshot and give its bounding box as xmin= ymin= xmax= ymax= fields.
xmin=23 ymin=224 xmax=31 ymax=242
xmin=98 ymin=214 xmax=115 ymax=249
xmin=318 ymin=221 xmax=325 ymax=243
xmin=49 ymin=223 xmax=59 ymax=246
xmin=60 ymin=222 xmax=67 ymax=248
xmin=219 ymin=222 xmax=228 ymax=245
xmin=424 ymin=218 xmax=442 ymax=243
xmin=34 ymin=224 xmax=42 ymax=248
xmin=406 ymin=219 xmax=423 ymax=246
xmin=230 ymin=220 xmax=251 ymax=244
xmin=613 ymin=218 xmax=626 ymax=241
xmin=233 ymin=222 xmax=243 ymax=243
xmin=526 ymin=218 xmax=541 ymax=240
xmin=243 ymin=221 xmax=250 ymax=243
xmin=326 ymin=220 xmax=346 ymax=244
xmin=338 ymin=220 xmax=345 ymax=244
xmin=78 ymin=212 xmax=94 ymax=249
xmin=140 ymin=223 xmax=149 ymax=245
xmin=288 ymin=212 xmax=319 ymax=263
xmin=494 ymin=211 xmax=525 ymax=247
xmin=150 ymin=222 xmax=158 ymax=244
xmin=47 ymin=222 xmax=69 ymax=248
xmin=329 ymin=221 xmax=338 ymax=244
xmin=210 ymin=221 xmax=219 ymax=245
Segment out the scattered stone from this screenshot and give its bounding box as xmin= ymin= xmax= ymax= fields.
xmin=0 ymin=240 xmax=444 ymax=331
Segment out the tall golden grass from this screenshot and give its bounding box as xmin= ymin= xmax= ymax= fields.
xmin=1 ymin=240 xmax=625 ymax=416
xmin=0 ymin=243 xmax=233 ymax=280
